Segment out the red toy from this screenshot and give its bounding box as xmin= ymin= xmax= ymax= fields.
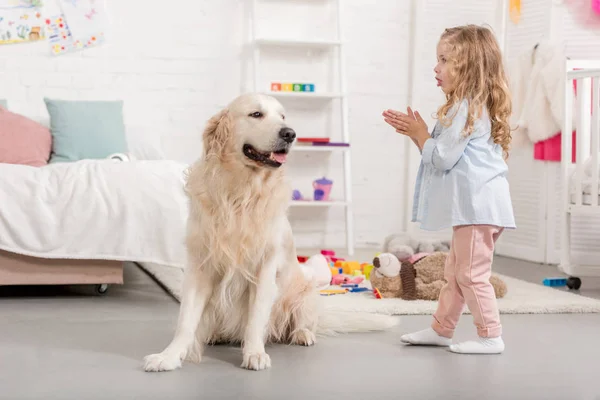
xmin=331 ymin=275 xmax=364 ymax=285
xmin=320 ymin=249 xmax=345 ymax=264
xmin=373 ymin=288 xmax=383 ymax=299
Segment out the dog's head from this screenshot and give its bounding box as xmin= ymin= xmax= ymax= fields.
xmin=203 ymin=93 xmax=295 ymax=169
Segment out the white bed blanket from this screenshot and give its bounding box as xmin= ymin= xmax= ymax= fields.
xmin=0 ymin=160 xmax=190 ymax=268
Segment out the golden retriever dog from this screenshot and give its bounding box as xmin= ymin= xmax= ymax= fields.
xmin=143 ymin=93 xmax=397 ymax=372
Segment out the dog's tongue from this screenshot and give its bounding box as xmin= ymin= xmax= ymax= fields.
xmin=271 ymin=152 xmax=287 ymax=164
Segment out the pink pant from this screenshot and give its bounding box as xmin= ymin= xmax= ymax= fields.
xmin=431 ymin=225 xmax=503 ymax=338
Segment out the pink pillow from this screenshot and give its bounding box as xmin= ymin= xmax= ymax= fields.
xmin=0 ymin=106 xmax=52 ymax=167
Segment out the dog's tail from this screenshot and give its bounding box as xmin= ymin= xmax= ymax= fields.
xmin=316 ymin=308 xmax=399 ymax=336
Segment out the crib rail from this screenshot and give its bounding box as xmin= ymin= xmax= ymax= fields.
xmin=560 ymin=61 xmax=600 ymax=274
xmin=562 ymin=64 xmax=600 ymax=210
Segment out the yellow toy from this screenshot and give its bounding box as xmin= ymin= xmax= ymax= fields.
xmin=320 ymin=289 xmax=348 ymax=296
xmin=342 ymin=261 xmax=361 ymax=275
xmin=363 ymin=264 xmax=374 ymax=280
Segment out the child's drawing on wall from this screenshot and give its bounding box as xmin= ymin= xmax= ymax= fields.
xmin=0 ymin=0 xmax=45 ymax=44
xmin=49 ymin=0 xmax=107 ymax=55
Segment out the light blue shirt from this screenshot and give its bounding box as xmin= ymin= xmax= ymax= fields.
xmin=411 ymin=100 xmax=516 ymax=231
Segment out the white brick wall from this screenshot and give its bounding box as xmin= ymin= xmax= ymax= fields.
xmin=0 ymin=0 xmax=412 ymax=250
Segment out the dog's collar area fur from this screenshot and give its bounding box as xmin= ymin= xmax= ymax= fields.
xmin=242 ymin=143 xmax=288 ymax=169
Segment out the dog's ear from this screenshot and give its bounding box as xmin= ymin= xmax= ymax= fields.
xmin=202 ymin=108 xmax=231 ymax=156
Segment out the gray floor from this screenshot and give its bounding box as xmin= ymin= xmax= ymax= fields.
xmin=1 ymin=255 xmax=600 ymax=400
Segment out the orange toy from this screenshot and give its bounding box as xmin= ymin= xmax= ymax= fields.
xmin=342 ymin=261 xmax=361 ymax=275
xmin=373 ymin=287 xmax=383 ymax=299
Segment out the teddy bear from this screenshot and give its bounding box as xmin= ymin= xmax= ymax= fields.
xmin=383 ymin=233 xmax=451 ymax=263
xmin=370 ymin=252 xmax=507 ymax=300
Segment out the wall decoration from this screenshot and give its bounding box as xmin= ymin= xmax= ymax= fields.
xmin=48 ymin=0 xmax=107 ymax=55
xmin=509 ymin=0 xmax=521 ymax=24
xmin=562 ymin=0 xmax=600 ymax=27
xmin=0 ymin=0 xmax=46 ymax=45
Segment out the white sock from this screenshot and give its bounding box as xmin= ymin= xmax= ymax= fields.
xmin=449 ymin=337 xmax=504 ymax=354
xmin=400 ymin=327 xmax=452 ymax=347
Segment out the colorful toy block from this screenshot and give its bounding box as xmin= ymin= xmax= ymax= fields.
xmin=363 ymin=264 xmax=374 ymax=280
xmin=348 ymin=287 xmax=369 ymax=293
xmin=303 ymin=83 xmax=315 ymax=92
xmin=320 ymin=289 xmax=347 ymax=296
xmin=353 ymin=270 xmax=363 ymax=277
xmin=270 ymin=82 xmax=315 ymax=93
xmin=543 ymin=277 xmax=567 ymax=287
xmin=342 ymin=261 xmax=361 ymax=275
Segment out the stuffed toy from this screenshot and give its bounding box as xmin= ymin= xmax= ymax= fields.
xmin=369 ymin=252 xmax=403 ymax=298
xmin=383 ymin=233 xmax=451 ymax=262
xmin=371 ymin=252 xmax=508 ymax=301
xmin=299 ymin=254 xmax=332 ymax=290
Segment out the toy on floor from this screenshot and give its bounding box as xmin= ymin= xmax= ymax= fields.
xmin=348 ymin=287 xmax=369 ymax=293
xmin=368 ymin=253 xmax=402 ymax=298
xmin=383 ymin=233 xmax=450 ymax=262
xmin=370 ymin=252 xmax=508 ymax=300
xmin=320 ymin=249 xmax=345 ymax=264
xmin=300 ymin=249 xmax=375 ymax=291
xmin=543 ymin=276 xmax=581 ymax=290
xmin=299 ymin=253 xmax=332 ymax=290
xmin=327 ymin=255 xmax=374 ymax=282
xmin=320 ymin=289 xmax=347 ymax=296
xmin=331 ymin=274 xmax=364 ymax=286
xmin=543 ymin=277 xmax=568 ymax=287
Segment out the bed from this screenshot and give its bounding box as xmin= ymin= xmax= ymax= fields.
xmin=560 ymin=60 xmax=600 ymax=284
xmin=0 ymin=156 xmax=190 ymax=295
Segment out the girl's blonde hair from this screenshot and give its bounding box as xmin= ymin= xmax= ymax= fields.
xmin=437 ymin=24 xmax=513 ymax=158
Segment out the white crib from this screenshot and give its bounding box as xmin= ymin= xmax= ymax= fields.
xmin=560 ymin=60 xmax=600 ymax=288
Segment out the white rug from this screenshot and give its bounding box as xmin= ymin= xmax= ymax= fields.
xmin=138 ymin=263 xmax=600 ymax=315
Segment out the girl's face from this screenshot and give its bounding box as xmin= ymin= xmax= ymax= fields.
xmin=434 ymin=42 xmax=454 ymax=94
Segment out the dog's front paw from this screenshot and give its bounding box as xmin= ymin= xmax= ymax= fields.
xmin=143 ymin=352 xmax=182 ymax=372
xmin=241 ymin=352 xmax=271 ymax=371
xmin=291 ymin=329 xmax=316 ymax=346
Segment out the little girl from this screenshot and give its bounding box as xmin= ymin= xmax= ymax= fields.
xmin=382 ymin=24 xmax=516 ymax=354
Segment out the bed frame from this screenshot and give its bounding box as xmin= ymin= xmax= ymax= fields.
xmin=0 ymin=154 xmax=129 ymax=295
xmin=0 ymin=249 xmax=124 ymax=294
xmin=560 ymin=60 xmax=600 ymax=284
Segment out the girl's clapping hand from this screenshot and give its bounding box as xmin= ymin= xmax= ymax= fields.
xmin=382 ymin=107 xmax=430 ymax=149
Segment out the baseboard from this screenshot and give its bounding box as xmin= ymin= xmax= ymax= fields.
xmin=495 ymin=242 xmax=546 ymax=263
xmin=558 ymin=263 xmax=600 ymax=277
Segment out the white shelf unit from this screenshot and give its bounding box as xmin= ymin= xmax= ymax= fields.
xmin=266 ymin=91 xmax=343 ymax=100
xmin=251 ymin=38 xmax=342 ymax=49
xmin=291 ymin=145 xmax=350 ymax=153
xmin=291 ymin=200 xmax=349 ymax=207
xmin=245 ymin=0 xmax=354 ymax=256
